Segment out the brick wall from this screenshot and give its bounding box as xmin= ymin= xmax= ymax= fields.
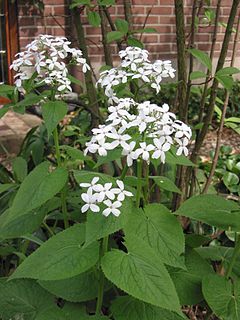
xmin=17 ymin=0 xmax=239 ymax=67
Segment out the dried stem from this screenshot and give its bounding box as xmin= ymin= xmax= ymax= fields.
xmin=202 ymin=11 xmax=240 ymax=193
xmin=123 ymin=0 xmax=133 ymax=31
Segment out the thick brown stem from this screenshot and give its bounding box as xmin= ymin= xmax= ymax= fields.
xmin=123 ymin=0 xmax=133 ymax=31
xmin=71 ymin=6 xmax=100 ymax=128
xmin=172 ymin=0 xmax=187 ymax=210
xmin=185 ymin=0 xmax=198 ymax=110
xmin=191 ymin=0 xmax=240 ymax=165
xmin=99 ymin=5 xmax=113 ymax=67
xmin=198 ymin=0 xmax=222 ymax=126
xmin=203 ymin=11 xmax=240 ymax=194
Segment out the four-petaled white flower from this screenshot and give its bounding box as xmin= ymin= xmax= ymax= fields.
xmin=81 ymin=189 xmax=100 ymax=213
xmin=122 ymin=141 xmax=137 ymax=167
xmin=176 ymin=137 xmax=189 ymax=156
xmin=79 ymin=177 xmax=99 ymax=191
xmin=135 ymin=142 xmax=155 ymax=162
xmin=112 ymin=180 xmax=133 ymax=201
xmin=93 ymin=182 xmax=115 ymax=200
xmin=103 ymin=200 xmax=122 ymax=217
xmin=152 ymin=137 xmax=171 ymax=163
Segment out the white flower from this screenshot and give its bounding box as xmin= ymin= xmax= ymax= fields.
xmin=107 ymin=128 xmax=131 ymax=150
xmin=93 ymin=182 xmax=115 ymax=200
xmin=176 ymin=137 xmax=189 ymax=156
xmin=122 ymin=141 xmax=137 ymax=167
xmin=152 ymin=137 xmax=171 ymax=163
xmin=135 ymin=142 xmax=155 ymax=162
xmin=112 ymin=180 xmax=133 ymax=201
xmin=103 ymin=200 xmax=122 ymax=217
xmin=80 ymin=177 xmax=99 ymax=190
xmin=81 ymin=189 xmax=100 ymax=213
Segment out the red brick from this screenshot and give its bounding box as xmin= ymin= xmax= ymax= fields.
xmin=160 ymin=0 xmax=174 ymax=4
xmin=52 ymin=5 xmax=67 ymax=15
xmin=159 ymin=16 xmax=175 ymax=24
xmin=151 ymin=6 xmax=173 ymax=15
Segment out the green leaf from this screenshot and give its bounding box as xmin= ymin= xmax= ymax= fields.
xmin=132 ymin=27 xmax=157 ymax=34
xmin=98 ymin=0 xmax=115 ymax=5
xmin=188 ymin=48 xmax=212 ymax=71
xmin=0 ymin=84 xmax=14 ymax=98
xmin=94 ymin=148 xmax=122 ymax=168
xmin=127 ymin=37 xmax=144 ymax=48
xmin=115 ymin=19 xmax=129 ymax=34
xmin=175 ymin=194 xmax=240 ymax=231
xmin=223 ymin=172 xmax=239 ymax=188
xmin=0 ymin=206 xmax=48 ymax=240
xmin=107 ymin=31 xmax=124 ymax=43
xmin=74 ymin=170 xmax=114 ymax=185
xmin=124 ymin=204 xmax=185 ymax=268
xmin=169 ymin=248 xmax=213 ymax=305
xmin=0 ymin=104 xmax=10 ymax=118
xmin=111 ymin=296 xmax=187 ymax=320
xmin=190 ymin=70 xmax=206 ymax=80
xmin=70 ymin=0 xmax=91 ymax=7
xmin=0 ymin=183 xmax=16 ymax=194
xmin=216 ymin=66 xmax=240 ymax=77
xmin=12 ymin=156 xmax=28 ymax=182
xmin=202 ymin=274 xmax=240 ymax=319
xmin=0 ymin=278 xmax=57 ymax=319
xmin=10 ymin=224 xmax=99 ymax=281
xmin=151 ymin=176 xmax=182 ymax=194
xmin=39 ymin=269 xmax=110 ymax=302
xmin=101 ymin=243 xmax=181 ymax=314
xmin=4 ymin=162 xmax=68 ymax=224
xmin=60 ymin=145 xmax=92 ymax=161
xmin=165 ymin=150 xmax=196 ymax=167
xmin=42 ymin=101 xmax=68 ymax=137
xmin=63 ymin=303 xmax=109 ymax=319
xmin=85 ymin=195 xmax=133 ymax=245
xmin=15 ymin=93 xmax=43 ymax=108
xmin=215 ymin=74 xmax=234 ymax=90
xmin=87 ymin=11 xmax=101 ymax=27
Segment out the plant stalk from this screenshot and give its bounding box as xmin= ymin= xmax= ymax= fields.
xmin=136 ymin=160 xmax=142 ymax=207
xmin=120 ymin=164 xmax=128 ymax=180
xmin=96 ymin=236 xmax=109 ymax=315
xmin=53 ymin=127 xmax=69 ymax=229
xmin=226 ymin=234 xmax=240 ymax=278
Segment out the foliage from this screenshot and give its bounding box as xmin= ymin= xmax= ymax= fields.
xmin=0 ymin=1 xmax=240 ymax=319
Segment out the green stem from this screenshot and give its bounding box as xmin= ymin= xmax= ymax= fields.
xmin=120 ymin=164 xmax=128 ymax=180
xmin=143 ymin=163 xmax=149 ymax=205
xmin=96 ymin=236 xmax=109 ymax=315
xmin=43 ymin=221 xmax=55 ymax=237
xmin=53 ymin=127 xmax=69 ymax=229
xmin=136 ymin=160 xmax=142 ymax=207
xmin=225 ymin=234 xmax=240 ymax=278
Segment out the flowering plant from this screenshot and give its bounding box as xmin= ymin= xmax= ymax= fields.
xmin=1 ymin=36 xmax=238 ymax=320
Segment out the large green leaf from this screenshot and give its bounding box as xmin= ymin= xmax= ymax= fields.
xmin=5 ymin=162 xmax=68 ymax=224
xmin=39 ymin=269 xmax=111 ymax=302
xmin=115 ymin=19 xmax=129 ymax=34
xmin=175 ymin=194 xmax=240 ymax=231
xmin=0 ymin=278 xmax=57 ymax=320
xmin=85 ymin=198 xmax=133 ymax=245
xmin=169 ymin=248 xmax=213 ymax=305
xmin=10 ymin=224 xmax=99 ymax=281
xmin=87 ymin=11 xmax=101 ymax=27
xmin=101 ymin=239 xmax=181 ymax=314
xmin=111 ymin=296 xmax=187 ymax=320
xmin=0 ymin=206 xmax=47 ymax=240
xmin=42 ymin=101 xmax=68 ymax=137
xmin=124 ymin=204 xmax=185 ymax=268
xmin=202 ymin=274 xmax=240 ymax=319
xmin=107 ymin=31 xmax=124 ymax=43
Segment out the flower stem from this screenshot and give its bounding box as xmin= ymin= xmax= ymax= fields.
xmin=53 ymin=127 xmax=69 ymax=229
xmin=225 ymin=234 xmax=240 ymax=278
xmin=143 ymin=163 xmax=149 ymax=205
xmin=120 ymin=164 xmax=128 ymax=180
xmin=136 ymin=160 xmax=142 ymax=207
xmin=96 ymin=236 xmax=109 ymax=315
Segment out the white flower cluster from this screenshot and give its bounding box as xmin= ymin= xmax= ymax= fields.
xmin=10 ymin=34 xmax=90 ymax=93
xmin=85 ymin=98 xmax=191 ymax=166
xmin=80 ymin=177 xmax=133 ymax=217
xmin=96 ymin=46 xmax=176 ymax=104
